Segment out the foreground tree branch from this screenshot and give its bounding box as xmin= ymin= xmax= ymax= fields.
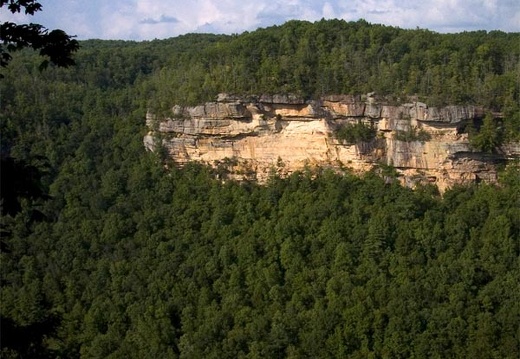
xmin=0 ymin=0 xmax=79 ymax=71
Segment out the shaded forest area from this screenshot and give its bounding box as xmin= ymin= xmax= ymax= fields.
xmin=1 ymin=20 xmax=520 ymax=358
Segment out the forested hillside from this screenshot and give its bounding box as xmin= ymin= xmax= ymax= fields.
xmin=1 ymin=20 xmax=519 ymax=358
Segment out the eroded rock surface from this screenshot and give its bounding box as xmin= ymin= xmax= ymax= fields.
xmin=145 ymin=94 xmax=517 ymax=191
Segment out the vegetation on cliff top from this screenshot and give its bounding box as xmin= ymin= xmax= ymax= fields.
xmin=1 ymin=19 xmax=519 ymax=358
xmin=144 ymin=20 xmax=520 ymax=111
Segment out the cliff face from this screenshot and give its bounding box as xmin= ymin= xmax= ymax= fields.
xmin=145 ymin=94 xmax=518 ymax=191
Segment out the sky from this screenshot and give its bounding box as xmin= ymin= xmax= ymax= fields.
xmin=2 ymin=0 xmax=519 ymax=41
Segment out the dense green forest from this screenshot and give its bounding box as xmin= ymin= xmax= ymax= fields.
xmin=1 ymin=20 xmax=520 ymax=358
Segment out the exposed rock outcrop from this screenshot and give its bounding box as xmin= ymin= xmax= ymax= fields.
xmin=144 ymin=94 xmax=518 ymax=191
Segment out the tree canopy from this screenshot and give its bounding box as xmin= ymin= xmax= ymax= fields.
xmin=0 ymin=19 xmax=519 ymax=358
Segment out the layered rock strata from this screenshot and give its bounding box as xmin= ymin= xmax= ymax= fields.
xmin=144 ymin=94 xmax=518 ymax=191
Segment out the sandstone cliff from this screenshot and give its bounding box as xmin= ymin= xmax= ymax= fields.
xmin=144 ymin=94 xmax=519 ymax=191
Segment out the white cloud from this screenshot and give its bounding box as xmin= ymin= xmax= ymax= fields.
xmin=322 ymin=2 xmax=337 ymax=18
xmin=0 ymin=0 xmax=518 ymax=40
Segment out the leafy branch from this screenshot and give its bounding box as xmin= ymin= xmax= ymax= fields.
xmin=0 ymin=0 xmax=79 ymax=71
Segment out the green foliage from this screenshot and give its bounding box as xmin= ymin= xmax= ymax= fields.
xmin=503 ymin=102 xmax=520 ymax=142
xmin=130 ymin=19 xmax=520 ymax=134
xmin=469 ymin=113 xmax=503 ymax=152
xmin=66 ymin=18 xmax=517 ymax=115
xmin=335 ymin=121 xmax=377 ymax=144
xmin=394 ymin=126 xmax=432 ymax=142
xmin=1 ymin=19 xmax=520 ymax=359
xmin=0 ymin=0 xmax=79 ymax=71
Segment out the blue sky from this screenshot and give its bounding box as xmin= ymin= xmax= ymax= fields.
xmin=2 ymin=0 xmax=519 ymax=41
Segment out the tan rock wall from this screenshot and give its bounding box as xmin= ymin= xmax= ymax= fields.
xmin=145 ymin=94 xmax=517 ymax=190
